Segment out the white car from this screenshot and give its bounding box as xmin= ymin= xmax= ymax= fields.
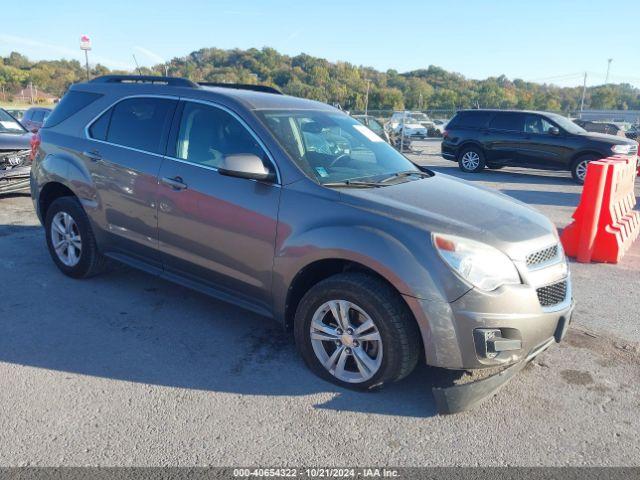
xmin=385 ymin=111 xmax=434 ymax=138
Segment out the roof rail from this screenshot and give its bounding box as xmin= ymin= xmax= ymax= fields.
xmin=90 ymin=75 xmax=198 ymax=88
xmin=199 ymin=82 xmax=282 ymax=95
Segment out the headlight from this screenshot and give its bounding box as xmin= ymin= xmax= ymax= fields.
xmin=611 ymin=144 xmax=631 ymax=154
xmin=432 ymin=233 xmax=521 ymax=291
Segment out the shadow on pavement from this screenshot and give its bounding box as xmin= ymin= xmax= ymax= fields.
xmin=421 ymin=163 xmax=578 ymax=187
xmin=0 ymin=224 xmax=463 ymax=418
xmin=500 ymin=189 xmax=581 ymax=207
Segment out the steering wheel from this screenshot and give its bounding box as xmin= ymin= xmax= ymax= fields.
xmin=329 ymin=153 xmax=351 ymax=167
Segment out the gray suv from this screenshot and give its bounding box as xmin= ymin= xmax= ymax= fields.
xmin=31 ymin=76 xmax=573 ymax=411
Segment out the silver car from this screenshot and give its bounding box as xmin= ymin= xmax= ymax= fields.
xmin=30 ymin=76 xmax=574 ymax=412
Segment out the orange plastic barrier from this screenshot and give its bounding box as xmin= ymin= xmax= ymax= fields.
xmin=561 ymin=156 xmax=639 ymax=263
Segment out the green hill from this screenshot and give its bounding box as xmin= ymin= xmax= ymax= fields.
xmin=2 ymin=48 xmax=638 ymax=112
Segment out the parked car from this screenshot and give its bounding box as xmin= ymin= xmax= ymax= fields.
xmin=431 ymin=119 xmax=449 ymax=136
xmin=442 ymin=109 xmax=638 ymax=184
xmin=386 ymin=111 xmax=434 ymax=137
xmin=624 ymin=124 xmax=639 ymax=141
xmin=21 ymin=107 xmax=52 ymax=132
xmin=3 ymin=108 xmax=26 ymax=120
xmin=32 ymin=76 xmax=574 ymax=412
xmin=0 ymin=108 xmax=33 ymax=194
xmin=573 ymin=119 xmax=625 ymax=137
xmin=385 ymin=117 xmax=428 ymax=139
xmin=352 ymin=114 xmax=391 ymax=143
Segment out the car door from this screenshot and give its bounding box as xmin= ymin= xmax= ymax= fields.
xmin=483 ymin=112 xmax=526 ymax=164
xmin=519 ymin=114 xmax=573 ymax=169
xmin=84 ymin=95 xmax=178 ymax=267
xmin=157 ymin=100 xmax=281 ymax=315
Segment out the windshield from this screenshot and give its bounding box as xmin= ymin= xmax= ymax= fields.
xmin=258 ymin=110 xmax=419 ymax=185
xmin=0 ymin=109 xmax=27 ymax=134
xmin=547 ymin=113 xmax=586 ymax=134
xmin=410 ymin=113 xmax=431 ymax=122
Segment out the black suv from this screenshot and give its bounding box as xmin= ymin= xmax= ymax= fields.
xmin=441 ymin=109 xmax=638 ymax=183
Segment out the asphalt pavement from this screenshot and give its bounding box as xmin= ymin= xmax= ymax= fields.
xmin=0 ymin=145 xmax=638 ymax=466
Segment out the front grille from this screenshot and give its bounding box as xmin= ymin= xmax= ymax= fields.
xmin=536 ymin=280 xmax=567 ymax=307
xmin=629 ymin=144 xmax=638 ymax=155
xmin=526 ymin=244 xmax=558 ymax=267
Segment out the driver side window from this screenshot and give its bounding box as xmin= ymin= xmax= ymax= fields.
xmin=176 ymin=102 xmax=268 ymax=171
xmin=525 ymin=115 xmax=555 ymax=134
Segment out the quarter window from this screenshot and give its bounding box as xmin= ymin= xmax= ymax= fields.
xmin=175 ymin=102 xmax=268 ymax=170
xmin=105 ymin=97 xmax=177 ymax=154
xmin=88 ymin=109 xmax=111 ymax=141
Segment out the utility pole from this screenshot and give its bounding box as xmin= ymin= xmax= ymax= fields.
xmin=80 ymin=35 xmax=92 ymax=81
xmin=605 ymin=58 xmax=613 ymax=84
xmin=399 ymin=110 xmax=407 ymax=153
xmin=580 ymin=72 xmax=587 ymax=117
xmin=84 ymin=50 xmax=90 ymax=81
xmin=364 ymin=79 xmax=370 ymax=116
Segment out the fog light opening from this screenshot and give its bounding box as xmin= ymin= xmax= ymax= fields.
xmin=474 ymin=328 xmax=522 ymax=359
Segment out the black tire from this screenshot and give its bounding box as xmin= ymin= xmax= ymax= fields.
xmin=570 ymin=154 xmax=597 ymax=185
xmin=294 ymin=272 xmax=420 ymax=391
xmin=458 ymin=146 xmax=486 ymax=173
xmin=45 ymin=196 xmax=107 ymax=278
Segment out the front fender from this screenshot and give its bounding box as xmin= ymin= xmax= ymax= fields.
xmin=271 ymin=186 xmax=471 ymax=322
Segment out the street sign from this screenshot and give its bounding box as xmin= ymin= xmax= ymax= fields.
xmin=80 ymin=35 xmax=92 ymax=51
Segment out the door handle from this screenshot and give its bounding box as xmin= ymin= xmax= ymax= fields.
xmin=160 ymin=176 xmax=188 ymax=191
xmin=83 ymin=150 xmax=103 ymax=162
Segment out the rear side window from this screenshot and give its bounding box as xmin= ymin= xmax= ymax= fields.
xmin=488 ymin=113 xmax=525 ymax=131
xmin=44 ymin=91 xmax=103 ymax=128
xmin=450 ymin=111 xmax=492 ymax=129
xmin=32 ymin=110 xmax=46 ymax=122
xmin=105 ymin=97 xmax=177 ymax=154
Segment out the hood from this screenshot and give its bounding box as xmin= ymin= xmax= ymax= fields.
xmin=0 ymin=132 xmax=32 ymax=150
xmin=576 ymin=131 xmax=637 ymax=145
xmin=338 ymin=173 xmax=557 ymax=261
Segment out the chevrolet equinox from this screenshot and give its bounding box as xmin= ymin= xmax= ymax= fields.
xmin=31 ymin=76 xmax=574 ymax=403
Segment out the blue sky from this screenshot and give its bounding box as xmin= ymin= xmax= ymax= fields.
xmin=1 ymin=0 xmax=637 ymax=87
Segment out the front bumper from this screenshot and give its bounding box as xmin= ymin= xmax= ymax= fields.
xmin=403 ymin=274 xmax=573 ymax=370
xmin=432 ymin=320 xmax=571 ymax=414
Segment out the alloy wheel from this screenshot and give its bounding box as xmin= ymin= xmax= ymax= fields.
xmin=309 ymin=300 xmax=383 ymax=383
xmin=575 ymin=160 xmax=589 ymax=182
xmin=461 ymin=151 xmax=480 ymax=170
xmin=50 ymin=211 xmax=82 ymax=267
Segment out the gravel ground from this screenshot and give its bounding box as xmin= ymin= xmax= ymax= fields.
xmin=0 ymin=145 xmax=639 ymax=466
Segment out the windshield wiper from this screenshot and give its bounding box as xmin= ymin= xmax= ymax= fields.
xmin=323 ymin=179 xmax=384 ymax=188
xmin=378 ymin=170 xmax=431 ymax=183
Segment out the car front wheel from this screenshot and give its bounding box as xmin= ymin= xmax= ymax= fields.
xmin=458 ymin=146 xmax=486 ymax=173
xmin=294 ymin=272 xmax=420 ymax=390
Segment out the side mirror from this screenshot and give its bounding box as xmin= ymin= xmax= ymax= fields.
xmin=218 ymin=154 xmax=275 ymax=182
xmin=548 ymin=127 xmax=560 ymax=136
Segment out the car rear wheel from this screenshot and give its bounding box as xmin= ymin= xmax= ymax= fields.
xmin=294 ymin=272 xmax=420 ymax=390
xmin=45 ymin=196 xmax=107 ymax=278
xmin=458 ymin=146 xmax=485 ymax=173
xmin=571 ymin=154 xmax=597 ymax=184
